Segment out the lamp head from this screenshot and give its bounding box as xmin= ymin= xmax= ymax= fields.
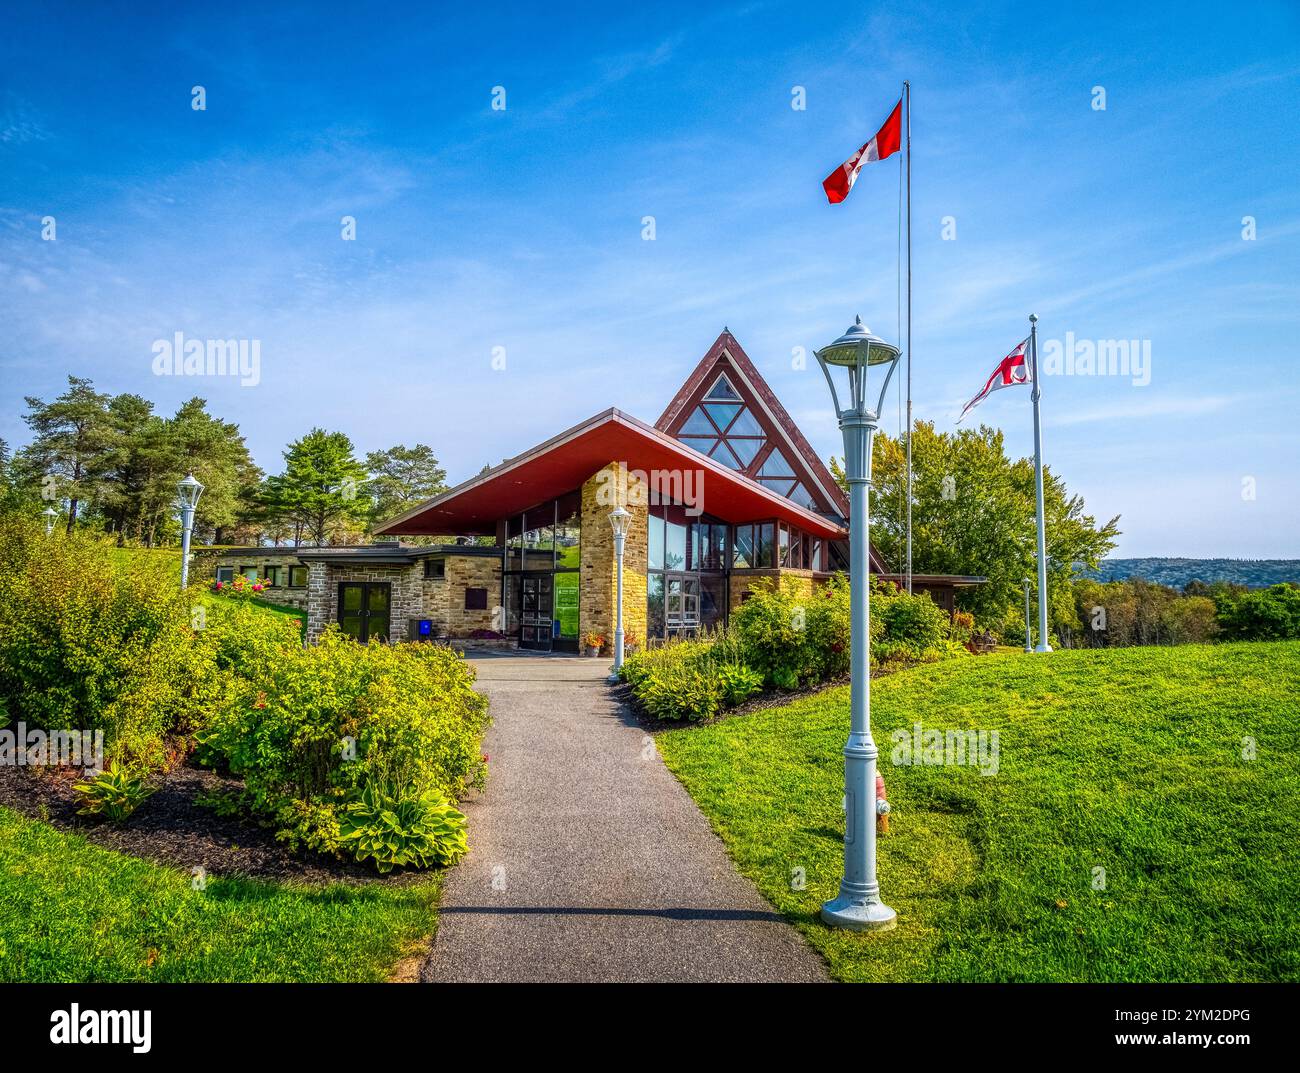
xmin=608 ymin=506 xmax=631 ymax=538
xmin=177 ymin=472 xmax=204 ymax=510
xmin=815 ymin=316 xmax=901 ymax=369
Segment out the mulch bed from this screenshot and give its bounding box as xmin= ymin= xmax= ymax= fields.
xmin=0 ymin=762 xmax=416 ymax=886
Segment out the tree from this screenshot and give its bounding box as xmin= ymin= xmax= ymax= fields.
xmin=859 ymin=421 xmax=1120 ymax=635
xmin=18 ymin=377 xmax=118 ymax=534
xmin=365 ymin=444 xmax=448 ymax=523
xmin=261 ymin=429 xmax=371 ymax=546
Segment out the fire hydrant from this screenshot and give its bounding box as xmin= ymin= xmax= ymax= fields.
xmin=876 ymin=773 xmax=891 ymax=835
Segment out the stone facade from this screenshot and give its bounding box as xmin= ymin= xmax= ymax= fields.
xmin=306 ymin=561 xmax=425 ymax=644
xmin=436 ymin=554 xmax=504 ymax=637
xmin=202 ymin=551 xmax=311 ymax=611
xmin=579 ymin=463 xmax=648 ymax=650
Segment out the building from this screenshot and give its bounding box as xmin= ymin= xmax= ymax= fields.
xmin=210 ymin=330 xmax=984 ymax=650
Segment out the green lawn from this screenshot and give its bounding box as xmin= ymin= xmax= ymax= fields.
xmin=0 ymin=807 xmax=439 ymax=982
xmin=657 ymin=641 xmax=1300 ymax=982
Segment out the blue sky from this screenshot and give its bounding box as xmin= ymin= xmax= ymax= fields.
xmin=2 ymin=0 xmax=1297 ymax=557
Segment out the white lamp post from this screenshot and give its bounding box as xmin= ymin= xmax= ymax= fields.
xmin=814 ymin=316 xmax=900 ymax=931
xmin=1023 ymin=577 xmax=1033 ymax=652
xmin=42 ymin=506 xmax=58 ymax=536
xmin=177 ymin=473 xmax=204 ymax=590
xmin=608 ymin=506 xmax=631 ymax=682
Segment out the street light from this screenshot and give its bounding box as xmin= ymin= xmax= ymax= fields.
xmin=814 ymin=316 xmax=900 ymax=932
xmin=607 ymin=506 xmax=631 ymax=682
xmin=1023 ymin=577 xmax=1033 ymax=652
xmin=177 ymin=473 xmax=204 ymax=590
xmin=42 ymin=506 xmax=58 ymax=536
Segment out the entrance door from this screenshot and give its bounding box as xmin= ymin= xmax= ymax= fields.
xmin=338 ymin=582 xmax=391 ymax=643
xmin=519 ymin=574 xmax=553 ymax=651
xmin=665 ymin=573 xmax=701 ymax=638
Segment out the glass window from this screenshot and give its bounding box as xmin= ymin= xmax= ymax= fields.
xmin=728 ymin=437 xmax=762 ymax=467
xmin=756 ymin=523 xmax=774 ymax=568
xmin=705 ymin=374 xmax=741 ymax=401
xmin=215 ymin=566 xmax=234 ymax=583
xmin=679 ymin=436 xmax=717 ymax=456
xmin=424 ymin=558 xmax=446 ymax=579
xmin=554 ymin=502 xmax=581 ymax=571
xmin=665 ymin=518 xmax=687 ymax=570
xmin=263 ymin=566 xmax=280 ymax=587
xmin=554 ymin=571 xmax=580 ymax=640
xmin=465 ymin=587 xmax=488 ymax=610
xmin=710 ymin=441 xmax=742 ymax=469
xmin=733 ymin=525 xmax=754 ymax=568
xmin=810 ymin=539 xmax=823 ymax=572
xmin=759 ymin=449 xmax=795 ymax=477
xmin=647 ymin=511 xmax=665 ymax=571
xmin=778 ymin=524 xmax=790 ymax=566
xmin=289 ymin=565 xmax=308 ymax=587
xmin=727 ymin=408 xmax=763 ymax=437
xmin=680 ymin=408 xmax=716 ymax=435
xmin=789 ymin=482 xmax=818 ymax=510
xmin=646 ymin=573 xmax=664 ymax=640
xmin=704 ymin=401 xmax=741 ymax=431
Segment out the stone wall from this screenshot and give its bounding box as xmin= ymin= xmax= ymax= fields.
xmin=728 ymin=567 xmax=818 ymax=611
xmin=306 ymin=561 xmax=424 ymax=643
xmin=442 ymin=554 xmax=503 ymax=637
xmin=208 ymin=552 xmax=311 ymax=610
xmin=580 ymin=463 xmax=648 ymax=649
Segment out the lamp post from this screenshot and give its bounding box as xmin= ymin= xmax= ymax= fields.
xmin=607 ymin=506 xmax=631 ymax=682
xmin=814 ymin=316 xmax=900 ymax=932
xmin=1023 ymin=577 xmax=1033 ymax=652
xmin=42 ymin=507 xmax=58 ymax=536
xmin=177 ymin=473 xmax=204 ymax=590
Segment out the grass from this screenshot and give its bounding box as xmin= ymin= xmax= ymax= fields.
xmin=656 ymin=640 xmax=1300 ymax=982
xmin=0 ymin=806 xmax=440 ymax=982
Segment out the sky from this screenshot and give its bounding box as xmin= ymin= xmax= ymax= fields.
xmin=1 ymin=0 xmax=1297 ymax=558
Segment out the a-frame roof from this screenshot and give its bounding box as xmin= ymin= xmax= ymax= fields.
xmin=656 ymin=329 xmax=851 ymax=520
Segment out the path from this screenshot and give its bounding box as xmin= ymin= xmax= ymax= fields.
xmin=419 ymin=652 xmax=827 ymax=982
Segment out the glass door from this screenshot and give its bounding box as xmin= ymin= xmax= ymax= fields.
xmin=519 ymin=574 xmax=553 ymax=651
xmin=664 ymin=573 xmax=701 ymax=638
xmin=338 ymin=582 xmax=391 ymax=643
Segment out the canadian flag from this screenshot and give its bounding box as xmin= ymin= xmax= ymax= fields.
xmin=958 ymin=339 xmax=1032 ymax=422
xmin=822 ymin=99 xmax=903 ymax=204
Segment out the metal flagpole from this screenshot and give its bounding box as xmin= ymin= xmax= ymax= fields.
xmin=904 ymin=80 xmax=913 ymax=594
xmin=1028 ymin=314 xmax=1052 ymax=653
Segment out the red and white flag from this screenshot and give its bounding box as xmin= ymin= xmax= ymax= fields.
xmin=957 ymin=338 xmax=1031 ymax=422
xmin=822 ymin=99 xmax=903 ymax=204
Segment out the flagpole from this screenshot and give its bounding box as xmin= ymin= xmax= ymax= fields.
xmin=1029 ymin=313 xmax=1052 ymax=653
xmin=904 ymin=80 xmax=913 ymax=595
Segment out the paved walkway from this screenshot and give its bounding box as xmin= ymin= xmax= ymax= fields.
xmin=419 ymin=652 xmax=827 ymax=982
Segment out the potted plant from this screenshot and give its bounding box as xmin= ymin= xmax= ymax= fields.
xmin=623 ymin=629 xmax=640 ymax=655
xmin=583 ymin=631 xmax=605 ymax=658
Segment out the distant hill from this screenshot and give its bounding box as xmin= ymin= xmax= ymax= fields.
xmin=1085 ymin=558 xmax=1300 ymax=589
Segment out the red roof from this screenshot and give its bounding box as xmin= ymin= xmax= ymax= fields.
xmin=374 ymin=408 xmax=847 ymax=540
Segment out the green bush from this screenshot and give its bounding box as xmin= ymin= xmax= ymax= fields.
xmin=1216 ymin=584 xmax=1300 ymax=641
xmin=0 ymin=517 xmax=208 ymax=768
xmin=622 ymin=639 xmax=725 ymax=721
xmin=717 ymin=663 xmax=763 ymax=707
xmin=339 ymin=780 xmax=468 ymax=873
xmin=730 ymin=579 xmax=816 ymax=688
xmin=870 ymin=583 xmax=953 ymax=664
xmin=198 ymin=628 xmax=490 ymax=852
xmin=73 ymin=765 xmax=156 ymax=823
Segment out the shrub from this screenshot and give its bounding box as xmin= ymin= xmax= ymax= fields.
xmin=730 ymin=579 xmax=815 ymax=688
xmin=620 ymin=639 xmax=725 ymax=721
xmin=198 ymin=629 xmax=490 ymax=852
xmin=805 ymin=575 xmax=851 ymax=681
xmin=871 ymin=584 xmax=951 ymax=664
xmin=717 ymin=662 xmax=764 ymax=707
xmin=73 ymin=764 xmax=156 ymax=823
xmin=338 ymin=780 xmax=468 ymax=873
xmin=1216 ymin=584 xmax=1300 ymax=641
xmin=0 ymin=517 xmax=208 ymax=768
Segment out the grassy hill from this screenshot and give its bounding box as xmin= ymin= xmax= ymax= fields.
xmin=657 ymin=641 xmax=1300 ymax=982
xmin=1087 ymin=557 xmax=1300 ymax=588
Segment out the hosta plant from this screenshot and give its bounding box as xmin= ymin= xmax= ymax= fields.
xmin=73 ymin=765 xmax=156 ymax=823
xmin=338 ymin=780 xmax=468 ymax=873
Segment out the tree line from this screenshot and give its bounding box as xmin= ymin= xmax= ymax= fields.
xmin=0 ymin=376 xmax=450 ymax=547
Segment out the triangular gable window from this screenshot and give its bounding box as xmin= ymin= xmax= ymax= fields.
xmin=680 ymin=409 xmax=716 ymax=436
xmin=704 ymin=374 xmax=741 ymax=401
xmin=759 ymin=448 xmax=795 ymax=478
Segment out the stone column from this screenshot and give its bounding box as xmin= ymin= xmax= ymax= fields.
xmin=580 ymin=463 xmax=648 ymax=650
